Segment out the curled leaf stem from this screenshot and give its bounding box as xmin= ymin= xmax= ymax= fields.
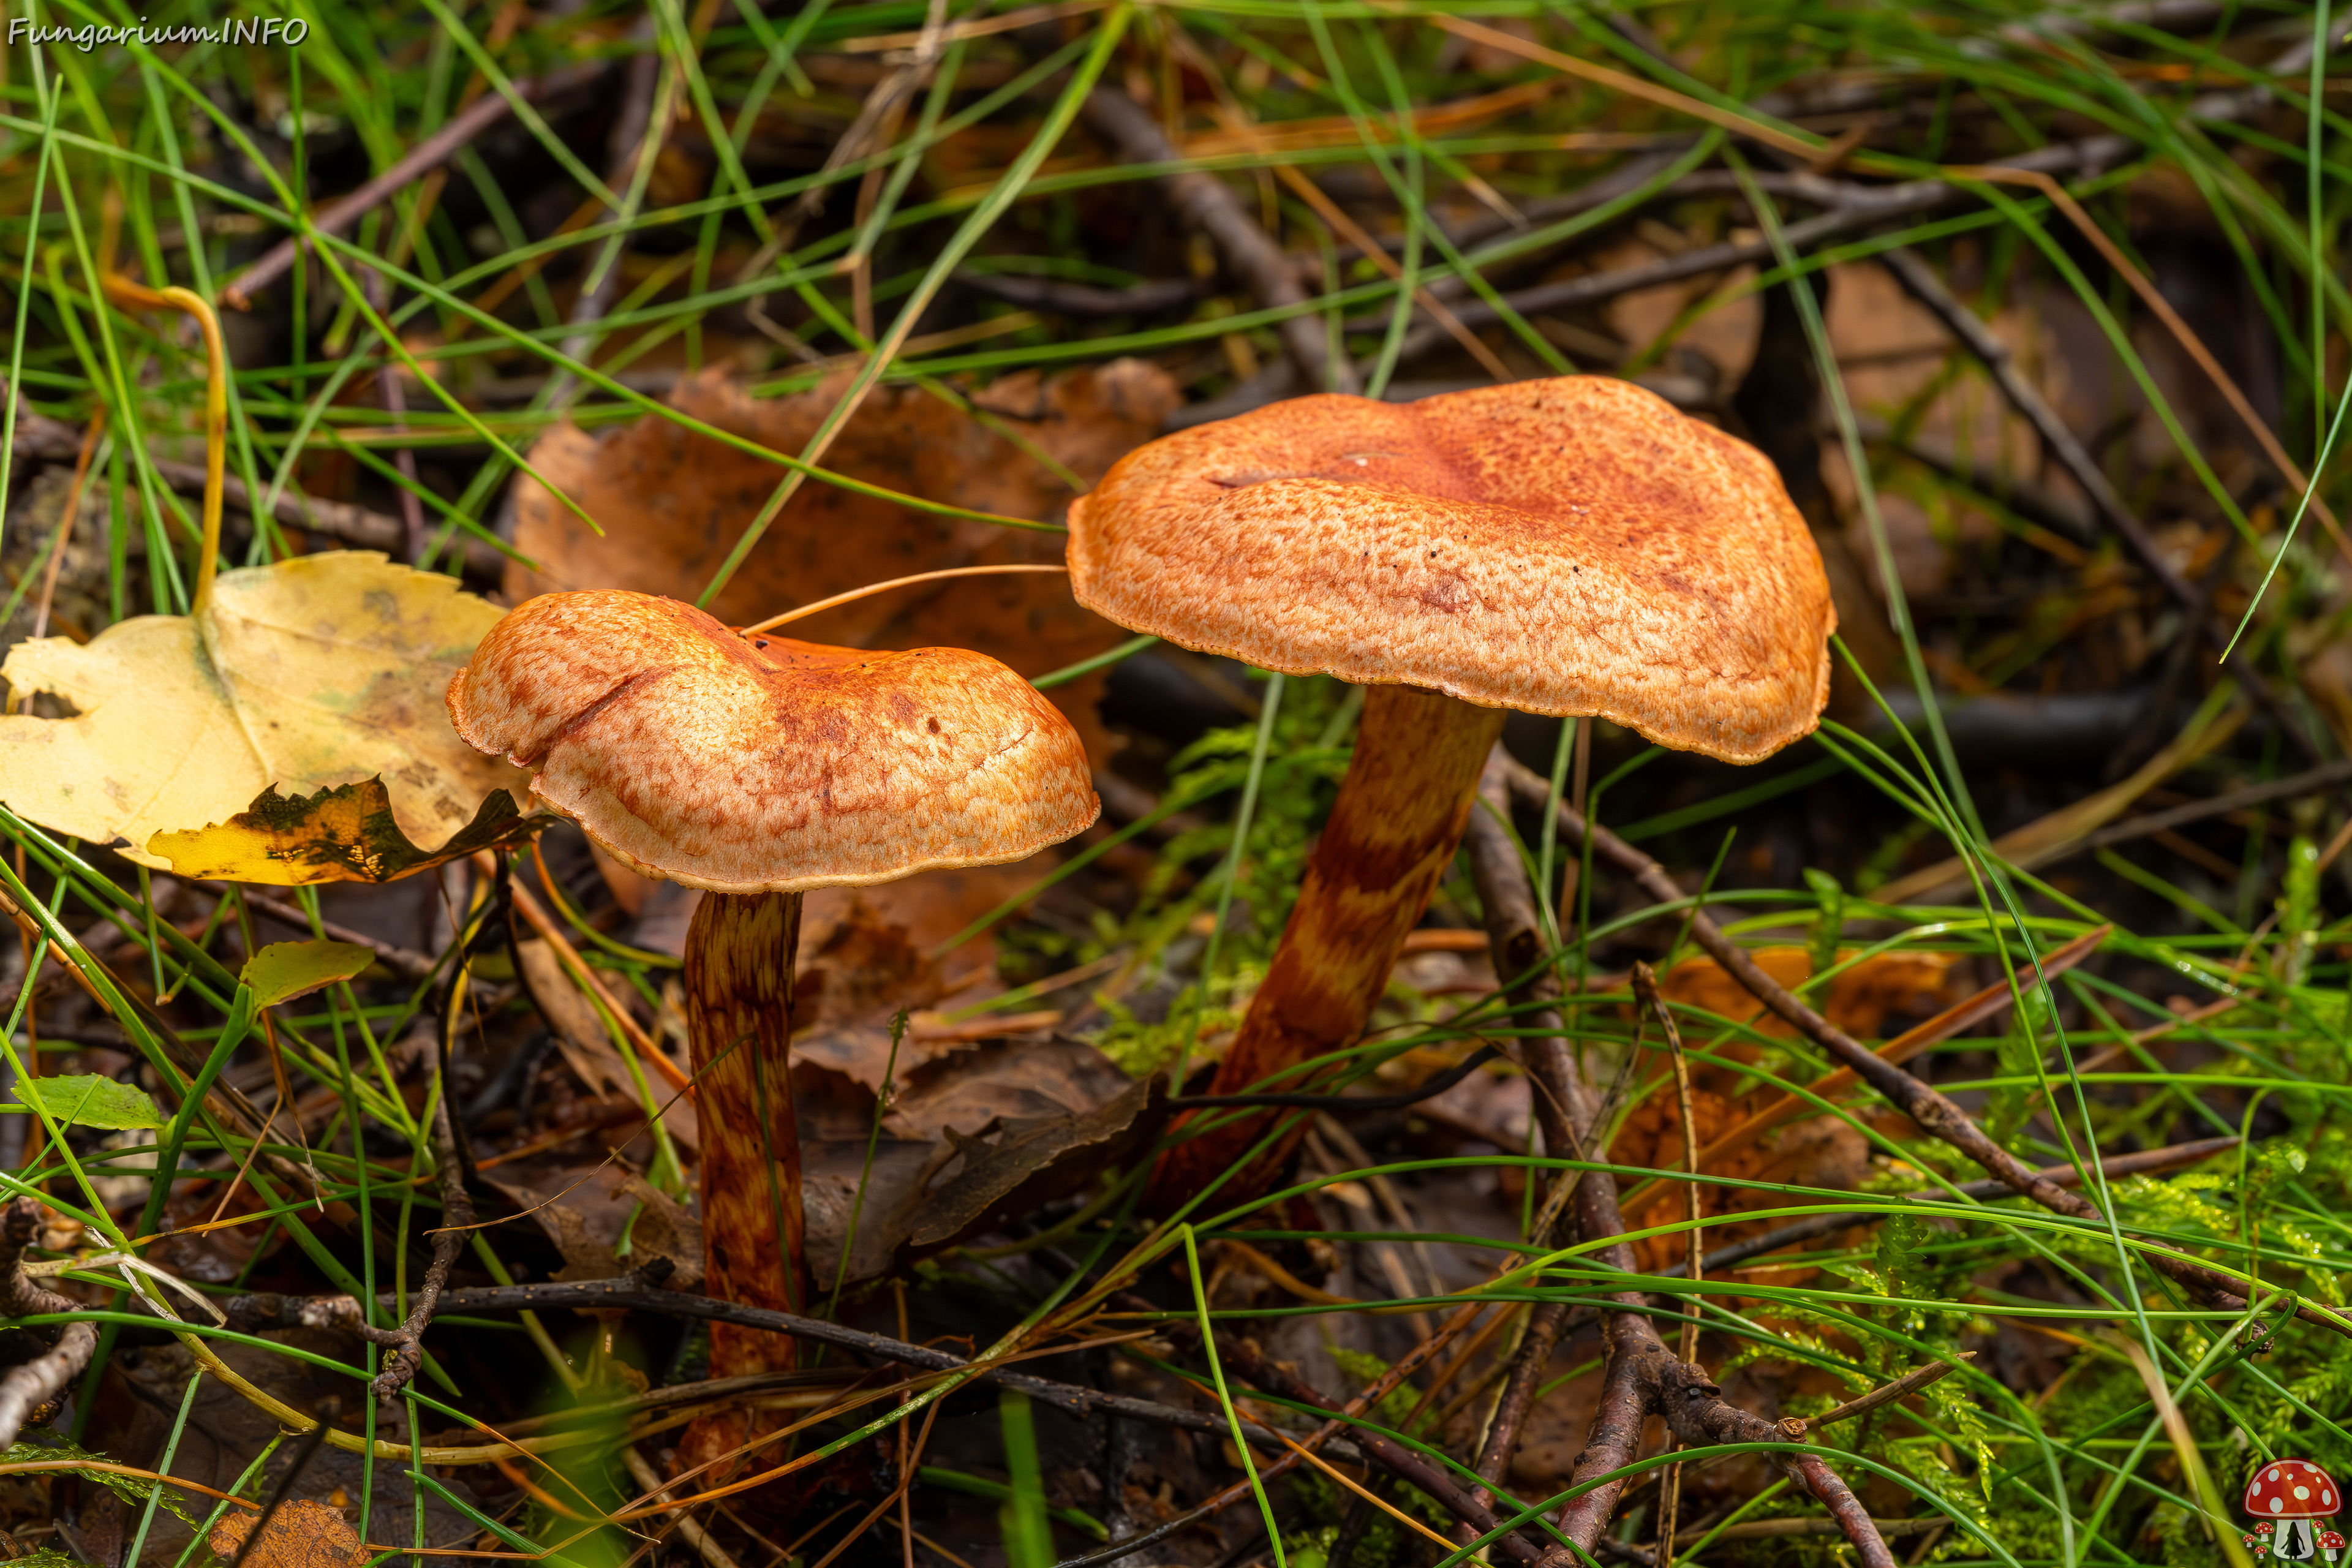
xmin=739 ymin=562 xmax=1067 ymax=636
xmin=99 ymin=274 xmax=226 ymax=612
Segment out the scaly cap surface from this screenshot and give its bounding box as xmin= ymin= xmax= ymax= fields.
xmin=1065 ymin=377 xmax=1834 ymax=764
xmin=447 ymin=590 xmax=1099 ymax=893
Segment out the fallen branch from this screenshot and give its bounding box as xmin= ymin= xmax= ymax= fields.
xmin=960 ymin=271 xmax=1197 ymax=317
xmin=1082 ymin=85 xmax=1360 ymax=394
xmin=1464 ymin=746 xmax=1893 ymax=1568
xmin=1541 ymin=1095 xmax=1896 ymax=1568
xmin=2065 ymin=762 xmax=2352 ymax=862
xmin=1497 ymin=752 xmax=2348 ymax=1339
xmin=1653 ymin=1135 xmax=2242 ymax=1281
xmin=3 ymin=389 xmax=504 ymax=578
xmin=1610 ymin=924 xmax=2112 ymax=1220
xmin=352 ymin=1087 xmax=473 ymax=1400
xmin=1381 ymin=132 xmax=2136 ymax=366
xmin=215 ymin=1270 xmax=1359 ymax=1463
xmin=1779 ymin=1354 xmax=1971 ymax=1438
xmin=1461 ymin=749 xmax=1585 ymax=1520
xmin=1053 ymin=1292 xmax=1491 ymax=1568
xmin=1221 ymin=1338 xmax=1560 ymax=1568
xmin=225 ymin=62 xmax=608 ymax=309
xmin=1387 ymin=13 xmax=2302 ymax=365
xmin=0 ymin=1197 xmax=97 ymax=1448
xmin=1877 ymin=246 xmax=2320 ymax=760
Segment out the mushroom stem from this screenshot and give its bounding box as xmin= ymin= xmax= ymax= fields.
xmin=679 ymin=889 xmax=807 ymax=1444
xmin=1149 ymin=687 xmax=1507 ymax=1208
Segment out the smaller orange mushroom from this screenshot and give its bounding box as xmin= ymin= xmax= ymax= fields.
xmin=448 ymin=590 xmax=1098 ymax=1469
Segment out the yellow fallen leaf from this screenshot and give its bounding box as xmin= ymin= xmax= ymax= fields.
xmin=0 ymin=550 xmax=526 ymax=877
xmin=145 ymin=778 xmax=532 ymax=885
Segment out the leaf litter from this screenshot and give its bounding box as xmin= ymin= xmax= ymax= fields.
xmin=9 ymin=7 xmax=2352 ymax=1568
xmin=505 ymin=361 xmax=1183 ymax=763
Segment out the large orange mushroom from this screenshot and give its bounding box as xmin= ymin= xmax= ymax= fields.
xmin=447 ymin=590 xmax=1098 ymax=1462
xmin=1066 ymin=377 xmax=1834 ymax=1205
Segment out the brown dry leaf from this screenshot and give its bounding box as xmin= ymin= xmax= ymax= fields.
xmin=1613 ymin=944 xmax=1938 ymax=1272
xmin=1608 ymin=1076 xmax=1872 ymax=1273
xmin=485 ymin=1164 xmax=704 ymax=1289
xmin=2305 ymin=637 xmax=2352 ymax=752
xmin=504 ymin=362 xmax=1182 ymax=764
xmin=514 ymin=936 xmax=635 ymax=1099
xmin=905 ymin=1071 xmax=1168 ymax=1250
xmin=208 ymin=1499 xmax=366 ymax=1568
xmin=1659 ymin=946 xmax=1959 ymax=1042
xmin=802 ymin=1035 xmax=1141 ymax=1284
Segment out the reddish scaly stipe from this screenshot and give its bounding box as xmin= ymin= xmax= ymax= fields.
xmin=1147 ymin=686 xmax=1506 ymax=1210
xmin=677 ymin=889 xmax=808 ymax=1478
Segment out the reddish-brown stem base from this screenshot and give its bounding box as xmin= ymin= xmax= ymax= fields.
xmin=1148 ymin=686 xmax=1507 ymax=1210
xmin=677 ymin=888 xmax=807 ymax=1485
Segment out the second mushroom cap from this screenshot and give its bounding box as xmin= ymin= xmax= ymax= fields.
xmin=445 ymin=589 xmax=1100 ymax=893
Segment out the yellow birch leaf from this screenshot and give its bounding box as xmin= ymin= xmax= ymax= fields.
xmin=150 ymin=776 xmax=532 ymax=885
xmin=0 ymin=551 xmax=527 ymax=878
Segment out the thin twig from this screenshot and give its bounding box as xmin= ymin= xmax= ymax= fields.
xmin=1464 ymin=747 xmax=1892 ymax=1568
xmin=503 ymin=870 xmax=692 ymax=1096
xmin=0 ymin=1197 xmax=97 ymax=1448
xmin=355 ymin=1087 xmax=474 ymax=1400
xmin=214 ymin=1271 xmax=1359 ymax=1461
xmin=1951 ymin=164 xmax=2352 ymax=569
xmin=239 ymin=889 xmax=439 ymax=981
xmin=1653 ymin=1136 xmax=2241 ymax=1280
xmin=1083 ymin=85 xmax=1359 ymax=394
xmin=1219 ymin=1339 xmax=1559 ymax=1568
xmin=139 ymin=454 xmax=507 ymax=576
xmin=1052 ymin=1291 xmax=1489 ymax=1568
xmin=1498 ymin=752 xmax=2348 ymax=1340
xmin=1634 ymin=961 xmax=1703 ymax=1568
xmin=548 ymin=18 xmax=666 ymax=410
xmin=2065 ymin=761 xmax=2352 ymax=860
xmin=1610 ymin=924 xmax=2113 ymax=1223
xmin=225 ymin=63 xmax=608 ymax=309
xmin=363 ymin=268 xmax=428 ymax=562
xmin=1877 ymin=246 xmax=2320 ymax=759
xmin=1778 ymin=1355 xmax=1973 ymax=1439
xmin=29 ymin=412 xmax=104 ymax=640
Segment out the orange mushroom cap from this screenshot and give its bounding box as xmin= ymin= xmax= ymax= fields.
xmin=2246 ymin=1460 xmax=2343 ymax=1519
xmin=447 ymin=590 xmax=1100 ymax=894
xmin=1066 ymin=377 xmax=1836 ymax=766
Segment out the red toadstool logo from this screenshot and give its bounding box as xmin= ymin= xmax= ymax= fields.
xmin=2245 ymin=1461 xmax=2343 ymax=1562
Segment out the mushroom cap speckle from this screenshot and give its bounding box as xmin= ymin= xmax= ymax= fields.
xmin=2245 ymin=1461 xmax=2343 ymax=1520
xmin=447 ymin=590 xmax=1100 ymax=894
xmin=1066 ymin=377 xmax=1836 ymax=765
